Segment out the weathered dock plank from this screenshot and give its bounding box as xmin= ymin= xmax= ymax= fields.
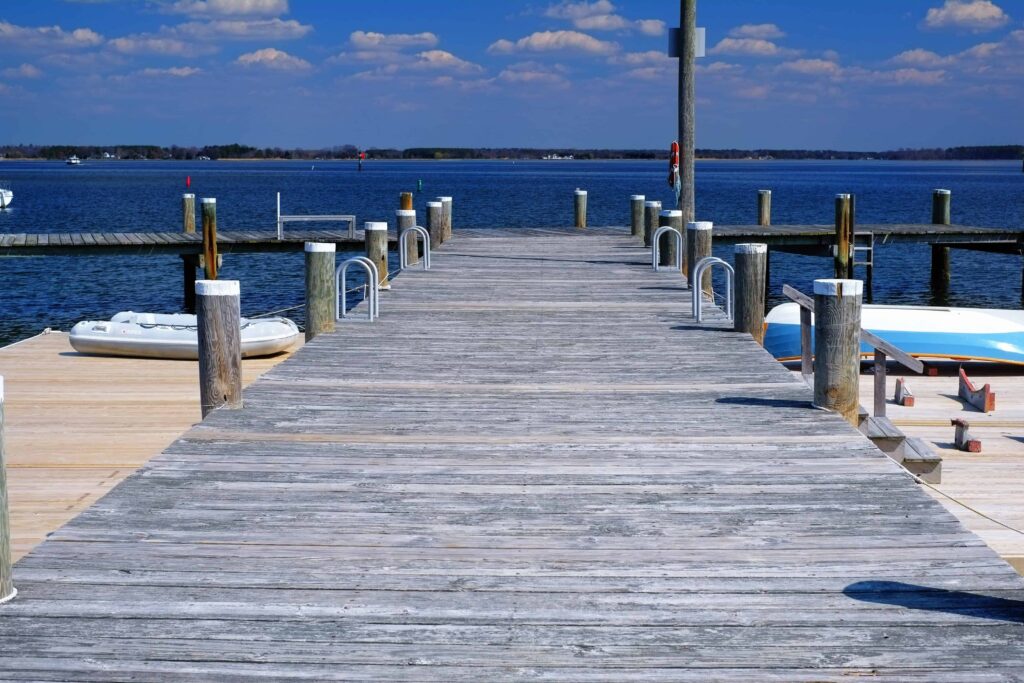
xmin=1 ymin=231 xmax=1022 ymax=679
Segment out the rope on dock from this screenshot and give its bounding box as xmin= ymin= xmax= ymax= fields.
xmin=912 ymin=473 xmax=1024 ymax=536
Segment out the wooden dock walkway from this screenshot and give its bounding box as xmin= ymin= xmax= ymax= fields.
xmin=2 ymin=230 xmax=1023 ymax=680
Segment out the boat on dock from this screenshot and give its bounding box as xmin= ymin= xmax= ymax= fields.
xmin=765 ymin=302 xmax=1024 ymax=365
xmin=69 ymin=311 xmax=300 ymax=360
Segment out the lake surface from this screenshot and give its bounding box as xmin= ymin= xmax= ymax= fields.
xmin=0 ymin=159 xmax=1021 ymax=346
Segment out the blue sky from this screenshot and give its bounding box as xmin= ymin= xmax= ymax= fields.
xmin=0 ymin=0 xmax=1021 ymax=149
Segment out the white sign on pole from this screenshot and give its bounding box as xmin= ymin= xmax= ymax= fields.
xmin=667 ymin=27 xmax=707 ymax=58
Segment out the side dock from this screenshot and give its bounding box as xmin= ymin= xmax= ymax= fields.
xmin=1 ymin=230 xmax=1023 ymax=680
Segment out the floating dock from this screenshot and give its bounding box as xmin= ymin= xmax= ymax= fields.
xmin=1 ymin=229 xmax=1023 ymax=679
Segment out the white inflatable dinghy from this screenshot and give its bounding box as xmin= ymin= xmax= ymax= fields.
xmin=69 ymin=311 xmax=301 ymax=360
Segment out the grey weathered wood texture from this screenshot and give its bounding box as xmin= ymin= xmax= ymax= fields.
xmin=643 ymin=201 xmax=661 ymax=248
xmin=630 ymin=195 xmax=645 ymax=239
xmin=734 ymin=243 xmax=766 ymax=343
xmin=181 ymin=194 xmax=195 ymax=235
xmin=426 ymin=202 xmax=443 ymax=250
xmin=658 ymin=210 xmax=683 ymax=268
xmin=363 ymin=223 xmax=389 ymax=288
xmin=196 ymin=280 xmax=242 ymax=419
xmin=813 ymin=279 xmax=862 ymax=424
xmin=438 ymin=196 xmax=453 ymax=242
xmin=758 ymin=189 xmax=771 ymax=226
xmin=200 ymin=198 xmax=218 ymax=280
xmin=574 ymin=190 xmax=587 ymax=230
xmin=397 ymin=209 xmax=418 ymax=266
xmin=2 ymin=230 xmax=1023 ymax=679
xmin=0 ymin=380 xmax=12 ymax=604
xmin=834 ymin=194 xmax=852 ymax=279
xmin=686 ymin=221 xmax=712 ymax=293
xmin=303 ymin=243 xmax=336 ymax=342
xmin=677 ymin=0 xmax=695 ymax=222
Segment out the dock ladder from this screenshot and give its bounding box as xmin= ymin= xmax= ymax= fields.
xmin=853 ymin=231 xmax=874 ymax=299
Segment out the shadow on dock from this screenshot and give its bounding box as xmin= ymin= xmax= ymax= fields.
xmin=844 ymin=581 xmax=1024 ymax=623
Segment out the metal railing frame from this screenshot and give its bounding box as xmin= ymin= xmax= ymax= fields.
xmin=336 ymin=257 xmax=379 ymax=322
xmin=277 ymin=192 xmax=356 ymax=240
xmin=692 ymin=257 xmax=734 ymax=323
xmin=651 ymin=226 xmax=683 ymax=272
xmin=399 ymin=226 xmax=432 ymax=271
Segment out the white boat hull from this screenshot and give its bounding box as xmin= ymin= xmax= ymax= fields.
xmin=69 ymin=312 xmax=301 ymax=360
xmin=0 ymin=189 xmax=11 ymax=209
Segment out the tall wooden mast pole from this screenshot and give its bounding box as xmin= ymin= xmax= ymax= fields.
xmin=678 ymin=0 xmax=696 ymax=222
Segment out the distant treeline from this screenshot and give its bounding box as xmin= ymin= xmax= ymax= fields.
xmin=1 ymin=143 xmax=1021 ymax=161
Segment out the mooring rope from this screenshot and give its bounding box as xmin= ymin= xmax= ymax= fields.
xmin=910 ymin=472 xmax=1024 ymax=536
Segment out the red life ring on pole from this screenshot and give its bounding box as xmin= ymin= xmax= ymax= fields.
xmin=668 ymin=141 xmax=680 ymax=188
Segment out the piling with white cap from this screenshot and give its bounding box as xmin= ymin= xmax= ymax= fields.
xmin=397 ymin=209 xmax=419 ymax=266
xmin=426 ymin=202 xmax=444 ymax=250
xmin=0 ymin=376 xmax=14 ymax=606
xmin=364 ymin=222 xmax=390 ymax=288
xmin=305 ymin=242 xmax=337 ymax=342
xmin=686 ymin=221 xmax=713 ymax=291
xmin=658 ymin=209 xmax=685 ymax=270
xmin=812 ymin=278 xmax=864 ymax=424
xmin=437 ymin=196 xmax=453 ymax=242
xmin=630 ymin=195 xmax=645 ymax=239
xmin=201 ymin=197 xmax=218 ymax=280
xmin=734 ymin=243 xmax=768 ymax=343
xmin=643 ymin=200 xmax=662 ymax=248
xmin=574 ymin=189 xmax=587 ymax=229
xmin=196 ymin=279 xmax=242 ymax=418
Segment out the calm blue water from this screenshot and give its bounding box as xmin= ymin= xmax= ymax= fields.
xmin=0 ymin=159 xmax=1021 ymax=346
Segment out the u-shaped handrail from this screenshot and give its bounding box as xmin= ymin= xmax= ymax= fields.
xmin=651 ymin=226 xmax=683 ymax=272
xmin=336 ymin=257 xmax=380 ymax=322
xmin=692 ymin=256 xmax=734 ymax=323
xmin=399 ymin=226 xmax=432 ymax=271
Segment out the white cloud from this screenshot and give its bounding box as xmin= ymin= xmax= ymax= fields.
xmin=634 ymin=19 xmax=666 ymax=36
xmin=544 ymin=0 xmax=615 ymax=21
xmin=728 ymin=23 xmax=785 ymax=39
xmin=409 ymin=50 xmax=483 ymax=73
xmin=778 ymin=58 xmax=841 ymax=76
xmin=162 ymin=0 xmax=288 ymax=16
xmin=709 ymin=37 xmax=796 ymax=57
xmin=848 ymin=67 xmax=947 ymax=85
xmin=610 ymin=50 xmax=670 ymax=66
xmin=138 ymin=66 xmax=202 ymax=77
xmin=2 ymin=63 xmax=43 ymax=79
xmin=544 ymin=1 xmax=664 ymax=35
xmin=890 ymin=48 xmax=951 ymax=67
xmin=173 ymin=18 xmax=312 ymax=40
xmin=235 ymin=47 xmax=310 ymax=70
xmin=923 ymin=0 xmax=1010 ymax=31
xmin=498 ymin=61 xmax=569 ymax=86
xmin=574 ymin=14 xmax=630 ymax=31
xmin=349 ymin=31 xmax=438 ymax=50
xmin=108 ymin=35 xmax=191 ymax=55
xmin=0 ymin=21 xmax=103 ymax=50
xmin=488 ymin=30 xmax=618 ymax=55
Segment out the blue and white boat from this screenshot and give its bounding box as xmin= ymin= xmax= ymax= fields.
xmin=0 ymin=187 xmax=11 ymax=209
xmin=764 ymin=302 xmax=1024 ymax=365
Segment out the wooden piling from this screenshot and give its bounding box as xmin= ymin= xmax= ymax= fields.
xmin=834 ymin=194 xmax=853 ymax=279
xmin=734 ymin=243 xmax=767 ymax=343
xmin=658 ymin=209 xmax=683 ymax=268
xmin=397 ymin=209 xmax=418 ymax=266
xmin=574 ymin=189 xmax=587 ymax=229
xmin=304 ymin=242 xmax=336 ymax=342
xmin=196 ymin=280 xmax=242 ymax=419
xmin=758 ymin=190 xmax=771 ymax=226
xmin=686 ymin=221 xmax=713 ymax=292
xmin=426 ymin=202 xmax=443 ymax=250
xmin=182 ymin=193 xmax=198 ymax=314
xmin=630 ymin=195 xmax=645 ymax=240
xmin=931 ymin=189 xmax=951 ymax=291
xmin=0 ymin=377 xmax=13 ymax=605
xmin=812 ymin=278 xmax=863 ymax=424
xmin=201 ymin=197 xmax=218 ymax=280
xmin=643 ymin=200 xmax=662 ymax=248
xmin=364 ymin=222 xmax=389 ymax=289
xmin=437 ymin=196 xmax=453 ymax=242
xmin=399 ymin=192 xmax=413 ymax=211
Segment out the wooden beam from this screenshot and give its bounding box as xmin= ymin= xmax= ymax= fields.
xmin=894 ymin=377 xmax=915 ymax=407
xmin=952 ymin=418 xmax=982 ymax=453
xmin=958 ymin=367 xmax=996 ymax=413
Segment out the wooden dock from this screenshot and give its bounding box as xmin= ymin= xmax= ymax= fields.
xmin=2 ymin=230 xmax=1023 ymax=680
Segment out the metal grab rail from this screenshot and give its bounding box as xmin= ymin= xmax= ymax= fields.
xmin=399 ymin=226 xmax=432 ymax=271
xmin=692 ymin=257 xmax=734 ymax=323
xmin=336 ymin=257 xmax=379 ymax=322
xmin=277 ymin=192 xmax=356 ymax=240
xmin=651 ymin=226 xmax=683 ymax=272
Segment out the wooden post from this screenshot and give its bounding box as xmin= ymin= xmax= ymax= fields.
xmin=800 ymin=306 xmax=813 ymax=381
xmin=304 ymin=242 xmax=336 ymax=342
xmin=677 ymin=0 xmax=696 ymax=223
xmin=758 ymin=190 xmax=771 ymax=226
xmin=574 ymin=189 xmax=587 ymax=229
xmin=399 ymin=192 xmax=413 ymax=211
xmin=686 ymin=220 xmax=712 ymax=292
xmin=437 ymin=196 xmax=453 ymax=242
xmin=182 ymin=193 xmax=198 ymax=314
xmin=630 ymin=195 xmax=645 ymax=240
xmin=734 ymin=243 xmax=767 ymax=343
xmin=873 ymin=349 xmax=887 ymax=417
xmin=834 ymin=194 xmax=852 ymax=279
xmin=196 ymin=280 xmax=242 ymax=419
xmin=931 ymin=189 xmax=951 ymax=292
xmin=658 ymin=209 xmax=683 ymax=268
xmin=643 ymin=200 xmax=661 ymax=248
xmin=397 ymin=209 xmax=418 ymax=265
xmin=201 ymin=197 xmax=218 ymax=280
xmin=364 ymin=222 xmax=389 ymax=289
xmin=426 ymin=201 xmax=443 ymax=250
xmin=0 ymin=377 xmax=14 ymax=605
xmin=812 ymin=278 xmax=863 ymax=424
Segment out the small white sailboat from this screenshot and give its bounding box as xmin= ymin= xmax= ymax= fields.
xmin=66 ymin=155 xmax=82 ymax=165
xmin=765 ymin=303 xmax=1024 ymax=365
xmin=69 ymin=311 xmax=301 ymax=360
xmin=0 ymin=187 xmax=11 ymax=209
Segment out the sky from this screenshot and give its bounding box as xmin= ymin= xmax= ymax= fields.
xmin=0 ymin=0 xmax=1021 ymax=150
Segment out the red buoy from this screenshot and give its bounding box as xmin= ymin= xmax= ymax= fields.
xmin=186 ymin=175 xmax=191 ymax=189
